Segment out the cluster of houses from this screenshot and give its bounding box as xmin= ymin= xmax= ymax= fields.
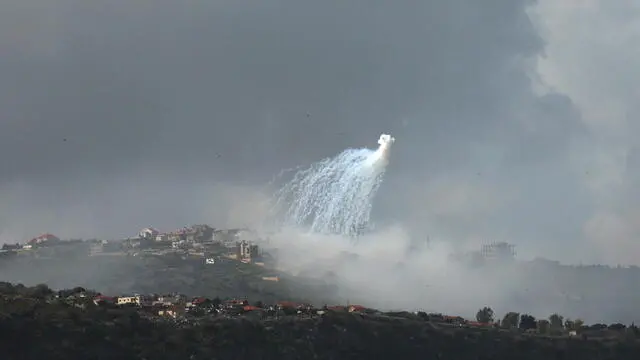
xmin=1 ymin=233 xmax=63 ymax=250
xmin=135 ymin=225 xmax=259 ymax=246
xmin=1 ymin=225 xmax=264 ymax=265
xmin=126 ymin=225 xmax=262 ymax=264
xmin=59 ymin=288 xmax=377 ymax=320
xmin=58 ymin=289 xmax=509 ymax=331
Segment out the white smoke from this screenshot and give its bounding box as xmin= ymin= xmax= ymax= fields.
xmin=371 ymin=133 xmax=395 ymax=168
xmin=270 ymin=134 xmax=395 ymax=237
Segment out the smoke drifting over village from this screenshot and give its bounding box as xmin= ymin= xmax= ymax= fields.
xmin=1 ymin=0 xmax=640 ymax=325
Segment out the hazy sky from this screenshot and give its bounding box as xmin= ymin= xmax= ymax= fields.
xmin=0 ymin=0 xmax=638 ymax=265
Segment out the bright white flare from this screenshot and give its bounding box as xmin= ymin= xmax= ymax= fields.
xmin=271 ymin=134 xmax=395 ymax=237
xmin=364 ymin=133 xmax=395 ymax=169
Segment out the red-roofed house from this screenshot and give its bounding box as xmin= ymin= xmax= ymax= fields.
xmin=277 ymin=301 xmax=298 ymax=309
xmin=93 ymin=295 xmax=116 ymax=306
xmin=224 ymin=299 xmax=248 ymax=308
xmin=138 ymin=227 xmax=159 ymax=240
xmin=467 ymin=321 xmax=492 ymax=327
xmin=27 ymin=233 xmax=60 ymax=246
xmin=348 ymin=305 xmax=367 ymax=313
xmin=190 ymin=297 xmax=210 ymax=307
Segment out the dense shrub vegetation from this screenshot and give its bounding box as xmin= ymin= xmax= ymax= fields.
xmin=0 ymin=282 xmax=639 ymax=360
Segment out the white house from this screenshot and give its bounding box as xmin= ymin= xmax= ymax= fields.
xmin=138 ymin=227 xmax=159 ymax=240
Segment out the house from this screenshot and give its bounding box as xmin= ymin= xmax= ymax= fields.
xmin=93 ymin=295 xmax=116 ymax=306
xmin=159 ymin=305 xmax=185 ymax=318
xmin=27 ymin=233 xmax=61 ymax=246
xmin=117 ymin=295 xmax=149 ymax=306
xmin=443 ymin=315 xmax=466 ymax=326
xmin=1 ymin=243 xmax=21 ymax=251
xmin=191 ymin=224 xmax=215 ymax=242
xmin=167 ymin=226 xmax=198 ymax=242
xmin=155 ymin=294 xmax=187 ymax=306
xmin=467 ymin=321 xmax=492 ymax=328
xmin=172 ymin=240 xmax=187 ymax=249
xmin=348 ymin=305 xmax=368 ymax=313
xmin=277 ymin=301 xmax=299 ymax=309
xmin=214 ymin=228 xmax=248 ymax=244
xmin=155 ymin=234 xmax=168 ymax=242
xmin=235 ymin=240 xmax=259 ymax=262
xmin=224 ymin=299 xmax=248 ymax=309
xmin=138 ymin=227 xmax=160 ymax=240
xmin=188 ymin=297 xmax=210 ymax=307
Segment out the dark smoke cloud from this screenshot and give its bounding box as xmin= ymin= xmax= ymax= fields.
xmin=0 ymin=0 xmax=621 ymax=266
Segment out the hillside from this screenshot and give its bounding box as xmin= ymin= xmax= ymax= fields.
xmin=0 ymin=248 xmax=336 ymax=305
xmin=4 ymin=240 xmax=640 ymax=326
xmin=0 ymin=283 xmax=639 ymax=360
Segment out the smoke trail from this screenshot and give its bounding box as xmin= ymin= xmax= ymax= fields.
xmin=271 ymin=134 xmax=395 ymax=237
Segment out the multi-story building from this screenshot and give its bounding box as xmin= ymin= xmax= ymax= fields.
xmin=235 ymin=240 xmax=259 ymax=262
xmin=480 ymin=242 xmax=516 ymax=262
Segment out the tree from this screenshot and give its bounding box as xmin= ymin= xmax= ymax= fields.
xmin=71 ymin=287 xmax=87 ymax=294
xmin=549 ymin=313 xmax=564 ymax=330
xmin=254 ymin=300 xmax=264 ymax=309
xmin=28 ymin=284 xmax=53 ymax=300
xmin=519 ymin=314 xmax=536 ymax=330
xmin=475 ymin=307 xmax=494 ymax=323
xmin=211 ymin=297 xmax=222 ymax=308
xmin=609 ymin=323 xmax=626 ymax=331
xmin=501 ymin=312 xmax=520 ymax=329
xmin=537 ymin=319 xmax=550 ymax=334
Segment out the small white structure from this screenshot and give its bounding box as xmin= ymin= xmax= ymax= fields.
xmin=205 ymin=258 xmax=215 ymax=265
xmin=172 ymin=240 xmax=187 ymax=249
xmin=155 ymin=234 xmax=168 ymax=242
xmin=138 ymin=227 xmax=159 ymax=240
xmin=117 ymin=296 xmax=143 ymax=306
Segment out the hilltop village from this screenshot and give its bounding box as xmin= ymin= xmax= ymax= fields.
xmin=2 ymin=229 xmax=640 ymax=359
xmin=0 ymin=225 xmax=266 ymax=265
xmin=3 ymin=228 xmax=640 ymax=338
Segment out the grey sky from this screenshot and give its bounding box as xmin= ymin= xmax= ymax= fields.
xmin=0 ymin=1 xmax=635 ymax=265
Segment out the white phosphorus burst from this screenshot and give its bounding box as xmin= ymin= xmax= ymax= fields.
xmin=271 ymin=134 xmax=395 ymax=237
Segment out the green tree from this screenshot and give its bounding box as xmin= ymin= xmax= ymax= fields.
xmin=211 ymin=297 xmax=222 ymax=308
xmin=501 ymin=312 xmax=520 ymax=329
xmin=519 ymin=314 xmax=537 ymax=330
xmin=609 ymin=323 xmax=626 ymax=331
xmin=28 ymin=284 xmax=53 ymax=299
xmin=475 ymin=307 xmax=494 ymax=323
xmin=549 ymin=313 xmax=564 ymax=330
xmin=537 ymin=319 xmax=550 ymax=334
